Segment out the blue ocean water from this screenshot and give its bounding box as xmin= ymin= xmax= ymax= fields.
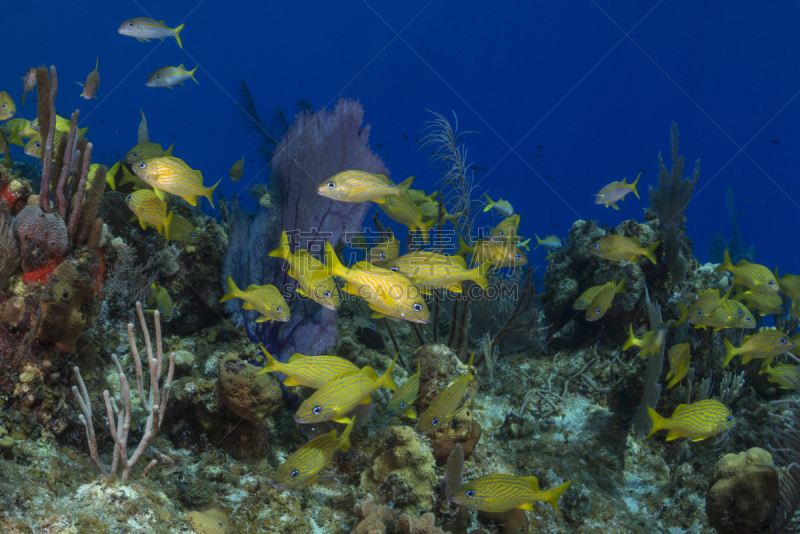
xmin=5 ymin=1 xmax=799 ymax=271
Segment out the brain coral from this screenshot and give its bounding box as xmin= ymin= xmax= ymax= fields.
xmin=13 ymin=205 xmax=68 ymax=271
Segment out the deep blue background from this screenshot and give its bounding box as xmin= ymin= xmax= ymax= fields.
xmin=4 ymin=1 xmax=799 ymax=272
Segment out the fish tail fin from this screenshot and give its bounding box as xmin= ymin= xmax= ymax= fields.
xmin=758 ymin=364 xmax=772 ymax=376
xmin=676 ymin=302 xmax=688 ymax=325
xmin=164 ymin=211 xmax=173 ymax=242
xmin=337 ymin=417 xmax=355 ymax=452
xmin=540 ymin=480 xmax=572 ymax=513
xmin=456 ymin=236 xmax=473 ymax=256
xmin=378 ymin=353 xmax=400 ymax=392
xmin=722 ymin=338 xmax=737 ymax=368
xmin=622 ymin=324 xmax=637 ymax=351
xmin=396 ymin=175 xmax=414 ymax=195
xmin=21 ymin=93 xmax=25 ymax=106
xmin=166 ymin=142 xmax=175 ymax=156
xmin=269 ymin=230 xmax=291 ymax=259
xmin=7 ymin=126 xmax=23 ymax=147
xmin=219 ymin=275 xmax=243 ymax=303
xmin=643 ymin=240 xmax=660 ymax=264
xmin=190 ymin=65 xmax=199 ymax=85
xmin=631 ymin=171 xmax=641 ymax=199
xmin=324 ymin=240 xmax=344 ymax=278
xmin=95 ymin=57 xmax=99 ymax=70
xmin=645 ymin=407 xmax=664 ymax=439
xmin=715 ymin=249 xmax=733 ymax=273
xmin=173 ymin=23 xmax=185 ymax=48
xmin=204 ymin=177 xmax=221 ymax=208
xmin=470 ymin=262 xmax=491 ymax=291
xmin=418 ymin=218 xmax=436 ymax=245
xmin=256 ymin=345 xmax=283 ymax=375
xmin=615 ymin=278 xmax=627 ymax=293
xmin=78 ymin=126 xmax=90 ymax=137
xmin=482 ymin=193 xmax=494 ymax=212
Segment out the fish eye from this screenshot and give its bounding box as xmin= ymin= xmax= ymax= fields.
xmin=580 ymin=300 xmax=585 ymax=305
xmin=190 ymin=233 xmax=197 ymax=238
xmin=696 ymin=310 xmax=702 ymax=317
xmin=515 ymin=253 xmax=521 ymax=259
xmin=132 ymin=153 xmax=137 ymax=158
xmin=737 ymin=310 xmax=743 ymax=316
xmin=466 ymin=490 xmax=475 ymax=498
xmin=277 ymin=306 xmax=282 ymax=312
xmin=290 ymin=470 xmax=299 ymax=478
xmin=499 ymin=231 xmax=504 ymax=236
xmin=769 ymin=281 xmax=775 ymax=287
xmin=126 ymin=194 xmax=133 ymax=200
xmin=595 ymin=307 xmax=601 ymax=314
xmin=399 ymin=401 xmax=405 ymax=409
xmin=138 ymin=162 xmax=146 ymax=169
xmin=156 ymin=76 xmax=161 ymax=79
xmin=413 ymin=303 xmax=422 ymax=312
xmin=593 ymin=243 xmax=599 ymax=249
xmin=782 ymin=338 xmax=787 ymax=345
xmin=379 ymin=252 xmax=386 ymax=259
xmin=129 ymin=22 xmax=133 ymax=26
xmin=726 ymin=416 xmax=733 ymax=423
xmin=1 ymin=104 xmax=5 ymax=109
xmin=34 ymin=142 xmax=40 ymax=148
xmin=746 ymin=317 xmax=752 ymax=322
xmin=323 ymin=290 xmax=331 ymax=299
xmin=327 ymin=182 xmax=335 ymax=189
xmin=432 ymin=417 xmax=439 ymax=427
xmin=312 ymin=406 xmax=321 ymax=415
xmin=390 ymin=266 xmax=399 ymax=272
xmin=159 ymin=307 xmax=163 ymax=313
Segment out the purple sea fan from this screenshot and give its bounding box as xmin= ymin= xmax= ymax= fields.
xmin=268 ymin=98 xmax=388 ymax=358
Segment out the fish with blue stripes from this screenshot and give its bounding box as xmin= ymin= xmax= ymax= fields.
xmin=722 ymin=330 xmax=794 ymax=368
xmin=677 ymin=288 xmax=726 ymax=326
xmin=451 ymin=473 xmax=572 ymax=513
xmin=387 ymin=361 xmax=420 ymax=418
xmin=389 ymin=254 xmax=490 ymax=294
xmin=367 ymin=235 xmax=400 ymax=264
xmin=318 ymin=170 xmax=413 ymax=204
xmin=759 ymin=363 xmax=800 ymax=390
xmin=417 ymin=352 xmax=474 ymax=434
xmin=273 ymin=417 xmax=354 ymax=490
xmin=646 ymin=399 xmax=735 ymax=441
xmin=734 ymin=291 xmax=785 ymax=315
xmin=269 ymin=231 xmax=340 ymax=310
xmin=166 ymin=214 xmax=198 ymax=243
xmin=585 ymin=279 xmax=626 ymax=322
xmin=0 ymin=92 xmax=15 ymax=121
xmin=124 ymin=141 xmax=174 ymax=164
xmin=145 ymin=283 xmax=173 ymax=320
xmin=572 ymin=285 xmax=604 ymax=311
xmin=126 ymin=190 xmax=172 ymax=239
xmin=257 ymin=346 xmax=360 ymax=389
xmin=665 ymin=343 xmax=691 ymax=390
xmin=219 ymin=276 xmax=290 ymax=323
xmin=622 ymin=324 xmax=666 ymax=358
xmin=133 ymin=156 xmax=220 ymax=207
xmin=490 ymin=215 xmax=520 ymax=240
xmin=699 ymin=299 xmax=755 ymax=331
xmin=295 ymin=353 xmax=398 ymax=424
xmin=377 ymin=191 xmax=437 ymax=245
xmin=715 ymin=249 xmax=780 ymax=294
xmin=590 ymin=235 xmax=659 ymax=264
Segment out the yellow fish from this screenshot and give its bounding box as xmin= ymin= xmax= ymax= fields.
xmin=1 ymin=125 xmax=23 ymax=148
xmin=117 ymin=163 xmax=153 ymax=190
xmin=387 ymin=361 xmax=420 ymax=418
xmin=777 ymin=269 xmax=800 ymax=300
xmin=295 ymin=353 xmax=398 ymax=424
xmin=229 ymin=157 xmax=244 ymax=182
xmin=133 ymin=157 xmax=220 ymax=207
xmin=698 ymin=299 xmax=755 ymax=331
xmin=665 ymin=343 xmax=691 ymax=390
xmin=676 ymin=288 xmax=727 ymax=326
xmin=118 ymin=17 xmax=185 ymax=48
xmin=470 ymin=239 xmax=528 ymax=269
xmin=0 ymin=119 xmax=29 ymax=138
xmin=390 ymin=255 xmax=489 ymax=294
xmin=0 ymin=92 xmax=15 ymax=121
xmin=595 ymin=172 xmax=641 ymax=209
xmin=451 ymin=474 xmax=572 ymax=513
xmin=0 ymin=131 xmax=9 ymax=155
xmin=78 ymin=57 xmax=100 ymax=100
xmin=572 ymin=285 xmax=604 ymax=310
xmin=408 ymin=188 xmax=437 ymax=206
xmin=324 ymin=241 xmax=429 ymax=323
xmin=24 ymin=132 xmax=65 ymax=160
xmin=124 ymin=141 xmax=174 ymax=164
xmin=792 ymin=300 xmax=800 ymax=321
xmin=367 ymin=235 xmax=400 ymax=264
xmin=622 ymin=323 xmax=666 ymax=358
xmin=257 ymin=346 xmax=359 ymax=389
xmin=534 ymin=234 xmax=562 ymax=251
xmin=220 ymin=276 xmax=290 ymax=323
xmin=145 ymin=283 xmax=173 ymax=320
xmin=318 ymin=171 xmax=413 ymax=204
xmin=646 ymin=399 xmax=735 ymax=441
xmin=268 ymin=231 xmax=340 ymax=310
xmin=378 ymin=193 xmax=437 ymax=245
xmin=759 ymin=363 xmax=800 ymax=390
xmin=126 ymin=190 xmax=172 ymax=239
xmin=734 ymin=291 xmax=785 ymax=315
xmin=272 ymin=417 xmax=354 ymax=490
xmin=590 ymin=235 xmax=659 ymax=264
xmin=419 ymin=201 xmax=460 ymax=224
xmin=1 ymin=153 xmax=11 ymax=169
xmin=20 ymin=67 xmax=36 ymax=106
xmin=259 ymin=191 xmax=273 ymax=209
xmin=146 ymin=64 xmax=198 ymax=88
xmin=482 ymin=193 xmax=514 ymax=217
xmin=722 ymin=330 xmax=795 ymax=367
xmin=490 ymin=215 xmax=520 ymax=240
xmin=585 ymin=279 xmax=626 ymax=321
xmin=166 ymin=214 xmax=198 ymax=243
xmin=417 ymin=352 xmax=474 ymax=434
xmin=715 ymin=249 xmax=780 ymax=294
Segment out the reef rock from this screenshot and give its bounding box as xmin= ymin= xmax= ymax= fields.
xmin=360 ymin=425 xmax=437 ymax=513
xmin=217 ymin=352 xmax=283 ymax=422
xmin=430 ymin=408 xmax=482 ymax=466
xmin=411 ymin=344 xmax=461 ymax=412
xmin=37 ymin=261 xmax=93 ymax=353
xmin=706 ymin=447 xmax=779 ymax=533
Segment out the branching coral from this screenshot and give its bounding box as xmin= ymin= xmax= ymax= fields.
xmin=71 ymin=301 xmax=176 ymax=482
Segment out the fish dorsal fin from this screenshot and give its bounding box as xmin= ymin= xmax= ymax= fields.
xmin=451 ymin=256 xmax=468 ymax=269
xmin=671 ymin=404 xmax=691 ymax=417
xmin=630 ymin=236 xmax=641 ymax=247
xmin=666 ymin=430 xmax=682 ymax=441
xmin=359 ymin=366 xmax=379 ymax=381
xmin=245 ymin=284 xmax=260 ymax=291
xmin=178 ymin=63 xmax=185 ymax=70
xmin=288 ymin=353 xmax=306 ymax=363
xmin=158 ymin=20 xmax=165 ymax=24
xmin=521 ymin=476 xmax=540 ymax=491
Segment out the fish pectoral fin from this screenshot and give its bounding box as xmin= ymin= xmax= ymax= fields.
xmin=153 ymin=188 xmax=167 ymax=201
xmin=665 ymin=430 xmax=682 ymax=441
xmin=296 ymin=287 xmax=307 ymax=297
xmin=282 ymin=377 xmax=300 ymax=386
xmin=241 ymin=302 xmax=254 ymax=310
xmin=691 ymin=436 xmax=709 ymax=442
xmin=446 ymin=284 xmax=462 ymax=293
xmin=340 ymin=283 xmax=359 ymax=296
xmin=255 ymin=316 xmax=270 ymax=323
xmin=404 ymin=408 xmax=417 ymax=419
xmin=518 ymin=503 xmax=536 ymax=511
xmin=360 ymin=395 xmax=372 ymax=405
xmin=370 ymin=312 xmax=386 ymax=319
xmin=610 ymin=202 xmax=619 ymax=210
xmin=136 ymin=37 xmax=149 ymax=42
xmin=332 ymin=416 xmax=352 ymax=424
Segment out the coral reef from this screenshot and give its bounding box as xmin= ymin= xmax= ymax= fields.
xmin=217 ymin=352 xmax=283 ymax=422
xmin=36 ymin=261 xmax=92 ymax=352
